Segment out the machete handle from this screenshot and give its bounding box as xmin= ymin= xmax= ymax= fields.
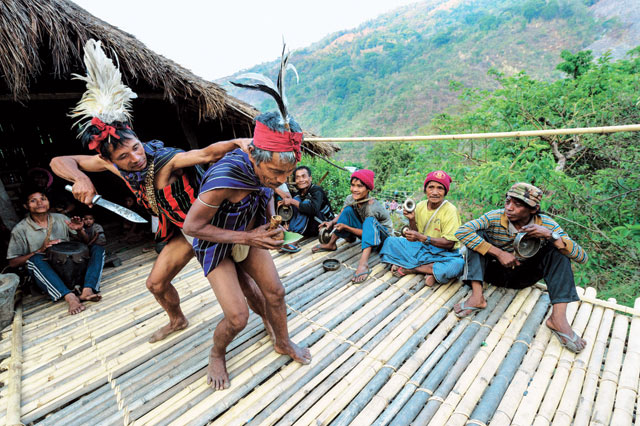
xmin=64 ymin=184 xmax=101 ymax=205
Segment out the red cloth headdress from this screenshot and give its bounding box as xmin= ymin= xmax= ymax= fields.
xmin=253 ymin=121 xmax=302 ymax=162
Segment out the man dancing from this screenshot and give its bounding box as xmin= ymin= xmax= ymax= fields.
xmin=183 ymin=53 xmax=312 ymax=390
xmin=51 ymin=39 xmax=271 ymax=342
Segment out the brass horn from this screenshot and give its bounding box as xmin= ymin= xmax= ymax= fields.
xmin=403 ymin=198 xmax=416 ymax=213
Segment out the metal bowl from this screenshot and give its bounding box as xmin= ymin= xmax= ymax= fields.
xmin=322 ymin=259 xmax=340 ymax=272
xmin=319 ymin=227 xmax=333 ymax=245
xmin=277 ymin=204 xmax=294 ymax=221
xmin=403 ymin=198 xmax=416 ymax=213
xmin=513 ymin=232 xmax=543 ymax=259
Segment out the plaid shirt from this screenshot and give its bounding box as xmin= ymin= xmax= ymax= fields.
xmin=455 ymin=209 xmax=588 ymax=264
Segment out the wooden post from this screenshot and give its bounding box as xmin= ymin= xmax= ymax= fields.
xmin=6 ymin=291 xmax=23 ymax=426
xmin=0 ymin=178 xmax=19 ymax=229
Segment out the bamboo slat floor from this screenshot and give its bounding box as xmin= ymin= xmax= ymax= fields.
xmin=0 ymin=238 xmax=638 ymax=425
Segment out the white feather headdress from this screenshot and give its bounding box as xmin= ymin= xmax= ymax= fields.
xmin=70 ymin=39 xmax=137 ymax=134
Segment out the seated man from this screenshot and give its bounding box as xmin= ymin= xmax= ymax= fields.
xmin=278 ymin=165 xmax=334 ymax=237
xmin=184 ymin=112 xmax=312 ymax=391
xmin=380 ymin=170 xmax=464 ymax=287
xmin=454 ymin=182 xmax=588 ymax=353
xmin=313 ymin=169 xmax=393 ymax=283
xmin=7 ymin=188 xmax=104 ymax=315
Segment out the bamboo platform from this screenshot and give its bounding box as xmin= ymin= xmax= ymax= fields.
xmin=0 ymin=238 xmax=637 ymax=425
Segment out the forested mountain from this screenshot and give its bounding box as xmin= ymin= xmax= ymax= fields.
xmin=222 ymin=0 xmax=637 ymax=145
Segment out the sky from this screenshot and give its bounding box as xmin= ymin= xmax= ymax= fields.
xmin=72 ymin=0 xmax=419 ymax=80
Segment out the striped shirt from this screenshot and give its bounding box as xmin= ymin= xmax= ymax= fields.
xmin=455 ymin=209 xmax=587 ymax=264
xmin=193 ymin=149 xmax=273 ymax=276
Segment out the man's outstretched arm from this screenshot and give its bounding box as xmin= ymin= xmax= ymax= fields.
xmin=50 ymin=155 xmax=118 ymax=206
xmin=168 ymin=138 xmax=251 ymax=171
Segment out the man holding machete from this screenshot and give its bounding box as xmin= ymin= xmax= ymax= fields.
xmin=51 ymin=39 xmax=274 ymax=343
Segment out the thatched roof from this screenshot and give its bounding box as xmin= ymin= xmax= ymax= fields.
xmin=0 ymin=0 xmax=337 ymax=156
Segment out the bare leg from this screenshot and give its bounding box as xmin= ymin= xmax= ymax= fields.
xmin=353 ymin=247 xmax=372 ymax=283
xmin=454 ymin=280 xmax=487 ymax=315
xmin=65 ymin=293 xmax=86 ymax=315
xmin=206 ymin=258 xmax=251 ymax=390
xmin=147 ymin=234 xmax=192 ymax=343
xmin=237 ymin=267 xmax=275 ymax=342
xmin=241 ymin=248 xmax=312 ymax=364
xmin=546 ymin=302 xmax=586 ymax=350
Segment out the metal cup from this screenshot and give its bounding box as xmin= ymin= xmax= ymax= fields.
xmin=403 ymin=198 xmax=416 ymax=213
xmin=513 ymin=232 xmax=542 ymax=259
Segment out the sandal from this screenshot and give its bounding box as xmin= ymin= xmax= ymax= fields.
xmin=547 ymin=326 xmax=585 ymax=354
xmin=351 ymin=269 xmax=371 ymax=283
xmin=280 ymin=243 xmax=301 ymax=253
xmin=454 ymin=301 xmax=485 ymax=318
xmin=391 ymin=265 xmax=407 ymax=278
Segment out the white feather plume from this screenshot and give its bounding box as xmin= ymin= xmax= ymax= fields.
xmin=70 ymin=39 xmax=137 ymax=132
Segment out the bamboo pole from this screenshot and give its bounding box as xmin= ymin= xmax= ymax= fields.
xmin=530 ymin=289 xmax=596 ymax=426
xmin=305 ymin=124 xmax=640 ymax=143
xmin=6 ymin=291 xmax=23 ymax=426
xmin=153 ymin=264 xmax=412 ymax=425
xmin=508 ymin=288 xmax=584 ymax=426
xmin=572 ymin=298 xmax=616 ymax=424
xmin=589 ymin=313 xmax=628 ymax=425
xmin=269 ymin=280 xmax=433 ymax=426
xmin=534 ymin=282 xmax=640 ymax=316
xmin=216 ymin=274 xmax=423 ymax=425
xmin=330 ymin=286 xmax=468 ymax=426
xmin=138 ymin=262 xmax=394 ymax=425
xmin=549 ymin=294 xmax=605 ymax=425
xmin=384 ymin=289 xmax=510 ymax=426
xmin=305 ymin=283 xmax=464 ymax=426
xmin=610 ymin=297 xmax=640 ymax=425
xmin=275 ymin=283 xmax=446 ymax=426
xmin=426 ymin=286 xmax=534 ymax=425
xmin=446 ymin=288 xmax=543 ymax=426
xmin=468 ymin=292 xmax=550 ymax=425
xmin=247 ymin=276 xmax=426 ymax=426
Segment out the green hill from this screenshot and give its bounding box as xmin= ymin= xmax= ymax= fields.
xmin=222 ymin=0 xmax=636 ymax=163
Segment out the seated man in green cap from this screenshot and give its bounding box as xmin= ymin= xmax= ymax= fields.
xmin=454 ymin=182 xmax=588 ymax=353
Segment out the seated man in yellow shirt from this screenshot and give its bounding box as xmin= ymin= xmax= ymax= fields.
xmin=380 ymin=170 xmax=464 ymax=286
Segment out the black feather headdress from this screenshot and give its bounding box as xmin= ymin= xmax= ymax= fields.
xmin=231 ymin=43 xmax=299 ymax=131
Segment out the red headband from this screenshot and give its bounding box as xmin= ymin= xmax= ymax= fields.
xmin=88 ymin=117 xmax=128 ymax=151
xmin=253 ymin=121 xmax=302 ymax=162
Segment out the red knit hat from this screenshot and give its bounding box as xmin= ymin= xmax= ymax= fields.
xmin=351 ymin=169 xmax=375 ymax=191
xmin=423 ymin=170 xmax=452 ymax=194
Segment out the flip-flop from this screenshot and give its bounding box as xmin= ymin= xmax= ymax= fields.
xmin=351 ymin=269 xmax=371 ymax=283
xmin=391 ymin=265 xmax=407 ymax=278
xmin=547 ymin=326 xmax=585 ymax=354
xmin=280 ymin=243 xmax=301 ymax=253
xmin=312 ymin=245 xmax=336 ymax=253
xmin=454 ymin=301 xmax=484 ymax=318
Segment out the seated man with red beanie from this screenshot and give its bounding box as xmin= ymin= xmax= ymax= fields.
xmin=313 ymin=169 xmax=393 ymax=283
xmin=380 ymin=170 xmax=465 ymax=287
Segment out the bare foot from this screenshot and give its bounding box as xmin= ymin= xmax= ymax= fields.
xmin=207 ymin=351 xmax=230 ymax=390
xmin=65 ymin=293 xmax=86 ymax=315
xmin=425 ymin=274 xmax=437 ymax=287
xmin=149 ymin=316 xmax=189 ymax=343
xmin=453 ymin=296 xmax=487 ymax=316
xmin=275 ymin=339 xmax=312 ymax=364
xmin=79 ymin=287 xmax=102 ymax=302
xmin=312 ymin=243 xmax=337 ymax=253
